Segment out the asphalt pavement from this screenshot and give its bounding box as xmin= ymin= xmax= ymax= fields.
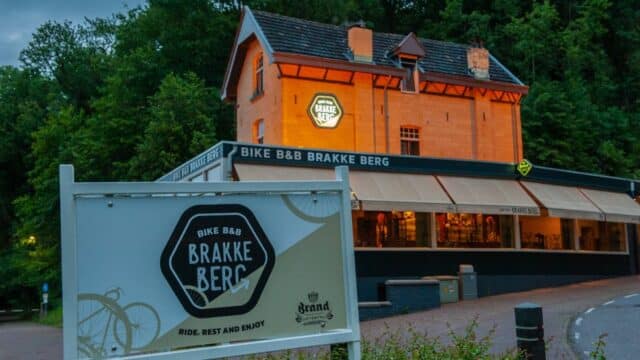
xmin=0 ymin=321 xmax=62 ymax=360
xmin=0 ymin=275 xmax=638 ymax=359
xmin=361 ymin=275 xmax=640 ymax=359
xmin=570 ymin=291 xmax=640 ymax=360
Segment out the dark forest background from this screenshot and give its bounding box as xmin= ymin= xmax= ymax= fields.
xmin=1 ymin=0 xmax=639 ymax=305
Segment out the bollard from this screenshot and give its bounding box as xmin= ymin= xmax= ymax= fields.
xmin=514 ymin=302 xmax=545 ymax=360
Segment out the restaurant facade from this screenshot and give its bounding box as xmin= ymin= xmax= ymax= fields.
xmin=161 ymin=8 xmax=640 ymax=301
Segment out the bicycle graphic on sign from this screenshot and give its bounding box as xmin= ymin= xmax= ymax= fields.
xmin=77 ymin=288 xmax=160 ymax=358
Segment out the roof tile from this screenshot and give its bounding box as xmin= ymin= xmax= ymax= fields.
xmin=252 ymin=10 xmax=521 ymax=85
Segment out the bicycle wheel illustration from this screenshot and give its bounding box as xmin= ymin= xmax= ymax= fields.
xmin=281 ymin=193 xmax=339 ymax=223
xmin=78 ymin=293 xmax=132 ymax=357
xmin=114 ymin=302 xmax=160 ymax=351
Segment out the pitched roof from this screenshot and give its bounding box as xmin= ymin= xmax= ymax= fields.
xmin=251 ymin=9 xmax=523 ymax=85
xmin=222 ymin=8 xmax=525 ymax=100
xmin=391 ymin=32 xmax=426 ymax=58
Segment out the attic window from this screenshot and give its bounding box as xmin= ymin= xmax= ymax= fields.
xmin=253 ymin=119 xmax=264 ymax=144
xmin=400 ymin=57 xmax=417 ymax=93
xmin=253 ymin=52 xmax=264 ymax=98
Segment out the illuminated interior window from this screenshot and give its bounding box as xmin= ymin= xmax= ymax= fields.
xmin=352 ymin=211 xmax=430 ymax=248
xmin=254 ymin=52 xmax=264 ymax=97
xmin=400 ymin=127 xmax=420 ymax=155
xmin=577 ymin=220 xmax=626 ymax=252
xmin=253 ymin=119 xmax=264 ymax=144
xmin=436 ymin=213 xmax=514 ymax=248
xmin=519 ymin=216 xmax=574 ymax=250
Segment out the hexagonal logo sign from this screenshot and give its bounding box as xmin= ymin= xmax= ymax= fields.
xmin=161 ymin=204 xmax=275 ymax=318
xmin=308 ymin=93 xmax=343 ymax=128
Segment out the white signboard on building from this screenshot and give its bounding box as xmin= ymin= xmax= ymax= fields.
xmin=60 ymin=165 xmax=360 ymax=359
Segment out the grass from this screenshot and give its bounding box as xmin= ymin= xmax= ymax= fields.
xmin=34 ymin=305 xmax=63 ymax=328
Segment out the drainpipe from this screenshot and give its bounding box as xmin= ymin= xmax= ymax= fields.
xmin=224 ymin=145 xmax=238 ymax=181
xmin=372 ymin=74 xmax=376 ymax=152
xmin=383 ymin=75 xmax=392 ymax=153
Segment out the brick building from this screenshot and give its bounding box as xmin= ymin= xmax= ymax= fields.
xmin=163 ymin=7 xmax=640 ymax=301
xmin=223 ymin=9 xmax=526 ymax=162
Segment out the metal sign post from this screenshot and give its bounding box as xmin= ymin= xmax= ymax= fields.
xmin=41 ymin=283 xmax=49 ymax=318
xmin=60 ymin=164 xmax=360 ymax=360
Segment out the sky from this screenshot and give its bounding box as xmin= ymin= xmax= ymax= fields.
xmin=0 ymin=0 xmax=145 ymax=66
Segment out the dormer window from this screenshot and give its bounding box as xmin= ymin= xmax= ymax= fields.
xmin=400 ymin=57 xmax=417 ymax=93
xmin=391 ymin=33 xmax=425 ymax=94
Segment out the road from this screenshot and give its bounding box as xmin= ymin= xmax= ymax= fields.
xmin=0 ymin=321 xmax=62 ymax=360
xmin=570 ymin=291 xmax=640 ymax=360
xmin=0 ymin=276 xmax=638 ymax=359
xmin=361 ymin=275 xmax=640 ymax=359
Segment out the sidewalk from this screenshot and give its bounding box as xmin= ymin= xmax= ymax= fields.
xmin=360 ymin=275 xmax=640 ymax=359
xmin=1 ymin=276 xmax=638 ymax=359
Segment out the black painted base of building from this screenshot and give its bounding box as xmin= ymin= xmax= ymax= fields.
xmin=355 ymin=250 xmax=633 ymax=301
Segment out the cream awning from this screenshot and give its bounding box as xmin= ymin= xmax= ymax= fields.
xmin=348 ymin=171 xmax=454 ymax=212
xmin=520 ymin=181 xmax=604 ymax=220
xmin=234 ymin=164 xmax=455 ymax=212
xmin=580 ymin=188 xmax=640 ymax=223
xmin=438 ymin=176 xmax=540 ymax=215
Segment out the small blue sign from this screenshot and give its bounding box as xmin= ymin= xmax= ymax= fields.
xmin=42 ymin=283 xmax=48 ymax=293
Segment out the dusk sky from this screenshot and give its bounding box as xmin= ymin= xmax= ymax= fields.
xmin=0 ymin=0 xmax=144 ymax=66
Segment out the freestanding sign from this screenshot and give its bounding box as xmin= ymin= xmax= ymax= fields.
xmin=60 ymin=165 xmax=360 ymax=359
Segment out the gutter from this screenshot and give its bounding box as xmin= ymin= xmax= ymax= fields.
xmin=224 ymin=145 xmax=239 ymax=181
xmin=383 ymin=75 xmax=392 ymax=153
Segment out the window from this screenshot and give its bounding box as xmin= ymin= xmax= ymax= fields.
xmin=253 ymin=119 xmax=264 ymax=144
xmin=353 ymin=211 xmax=430 ymax=248
xmin=400 ymin=127 xmax=420 ymax=155
xmin=400 ymin=58 xmax=417 ymax=92
xmin=253 ymin=52 xmax=264 ymax=98
xmin=520 ymin=216 xmax=574 ymax=250
xmin=578 ymin=220 xmax=626 ymax=252
xmin=436 ymin=213 xmax=514 ymax=248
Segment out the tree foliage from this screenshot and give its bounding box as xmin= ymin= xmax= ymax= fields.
xmin=1 ymin=0 xmax=640 ymax=305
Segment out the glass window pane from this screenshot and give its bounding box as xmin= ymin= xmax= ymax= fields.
xmin=436 ymin=213 xmax=514 ymax=248
xmin=520 ymin=216 xmax=574 ymax=250
xmin=578 ymin=220 xmax=600 ymax=251
xmin=604 ymin=222 xmax=626 ymax=252
xmin=352 ymin=211 xmax=431 ymax=248
xmin=576 ymin=220 xmax=625 ymax=251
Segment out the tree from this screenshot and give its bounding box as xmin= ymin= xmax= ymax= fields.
xmin=8 ymin=106 xmax=87 ymax=303
xmin=128 ymin=73 xmax=221 ymax=180
xmin=504 ymin=1 xmax=563 ymax=83
xmin=0 ymin=67 xmax=59 ymax=249
xmin=19 ymin=20 xmax=115 ymax=113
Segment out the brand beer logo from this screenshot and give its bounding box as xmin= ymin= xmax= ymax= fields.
xmin=295 ymin=291 xmax=334 ymax=327
xmin=308 ymin=93 xmax=343 ymax=128
xmin=161 ymin=205 xmax=275 ymax=318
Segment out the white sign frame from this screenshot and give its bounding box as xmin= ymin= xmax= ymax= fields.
xmin=60 ymin=164 xmax=361 ymax=359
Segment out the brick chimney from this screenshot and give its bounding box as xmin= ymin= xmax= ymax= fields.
xmin=348 ymin=21 xmax=373 ymax=63
xmin=467 ymin=46 xmax=490 ymax=80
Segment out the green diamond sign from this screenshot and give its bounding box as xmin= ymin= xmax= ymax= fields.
xmin=517 ymin=159 xmax=533 ymax=177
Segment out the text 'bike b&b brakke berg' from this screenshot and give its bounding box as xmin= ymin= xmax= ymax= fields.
xmin=240 ymin=146 xmax=390 ymax=167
